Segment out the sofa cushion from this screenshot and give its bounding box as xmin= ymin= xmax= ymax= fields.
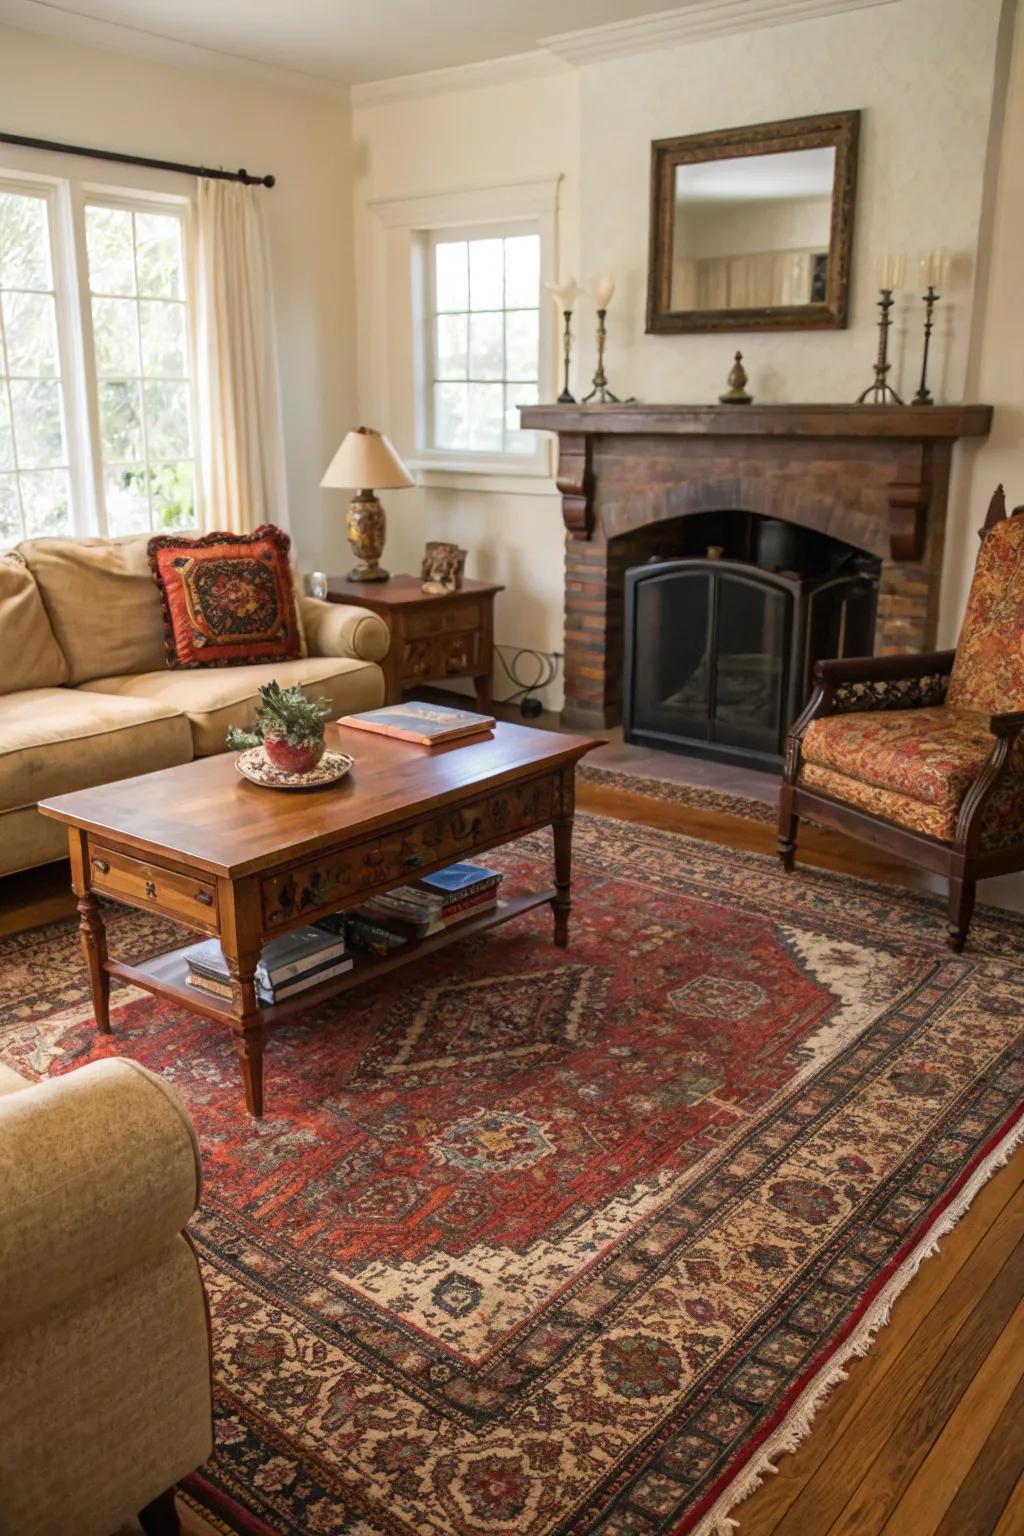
xmin=0 ymin=688 xmax=193 ymax=815
xmin=0 ymin=552 xmax=69 ymax=694
xmin=149 ymin=525 xmax=303 ymax=669
xmin=80 ymin=655 xmax=385 ymax=756
xmin=17 ymin=534 xmax=166 ymax=684
xmin=0 ymin=803 xmax=69 ymax=877
xmin=0 ymin=1064 xmax=28 ymax=1097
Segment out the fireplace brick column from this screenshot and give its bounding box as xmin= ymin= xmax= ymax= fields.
xmin=525 ymin=404 xmax=992 ymax=731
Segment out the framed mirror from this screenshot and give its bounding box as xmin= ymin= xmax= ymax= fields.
xmin=646 ymin=110 xmax=860 ymax=334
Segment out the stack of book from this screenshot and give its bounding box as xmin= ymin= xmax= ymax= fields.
xmin=182 ymin=926 xmax=353 ymax=1006
xmin=343 ymin=862 xmax=503 ymax=954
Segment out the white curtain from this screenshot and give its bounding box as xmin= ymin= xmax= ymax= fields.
xmin=195 ymin=180 xmax=289 ymax=533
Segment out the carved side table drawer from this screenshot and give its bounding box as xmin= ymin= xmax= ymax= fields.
xmin=325 ymin=573 xmax=503 ymax=710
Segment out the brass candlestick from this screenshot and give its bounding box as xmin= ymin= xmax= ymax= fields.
xmin=558 ymin=309 xmax=575 ymax=403
xmin=582 ymin=308 xmax=620 ymax=404
xmin=912 ymin=284 xmax=940 ymax=405
xmin=719 ymin=351 xmax=752 ymax=404
xmin=856 ymin=289 xmax=903 ymax=405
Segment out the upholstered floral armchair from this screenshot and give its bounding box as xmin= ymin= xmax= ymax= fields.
xmin=778 ymin=487 xmax=1024 ymax=950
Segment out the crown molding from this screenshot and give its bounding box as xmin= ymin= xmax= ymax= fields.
xmin=369 ymin=174 xmax=562 ymax=230
xmin=542 ymin=0 xmax=902 ymax=65
xmin=0 ymin=0 xmax=349 ymax=98
xmin=351 ymin=49 xmax=571 ymax=108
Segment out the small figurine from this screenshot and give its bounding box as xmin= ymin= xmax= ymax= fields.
xmin=421 ymin=541 xmax=467 ymax=594
xmin=719 ymin=351 xmax=753 ymax=405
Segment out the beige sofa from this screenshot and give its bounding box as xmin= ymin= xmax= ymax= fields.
xmin=0 ymin=534 xmax=389 ymax=876
xmin=0 ymin=1057 xmax=212 ymax=1536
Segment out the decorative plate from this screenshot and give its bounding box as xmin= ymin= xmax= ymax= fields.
xmin=235 ymin=747 xmax=354 ymax=791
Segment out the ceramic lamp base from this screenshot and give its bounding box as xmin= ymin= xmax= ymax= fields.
xmin=345 ymin=490 xmax=390 ymax=583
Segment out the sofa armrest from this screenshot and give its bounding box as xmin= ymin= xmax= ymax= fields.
xmin=0 ymin=1058 xmax=201 ymax=1330
xmin=301 ymin=595 xmax=390 ymax=663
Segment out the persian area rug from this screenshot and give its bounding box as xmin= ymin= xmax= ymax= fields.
xmin=3 ymin=815 xmax=1024 ymax=1536
xmin=577 ymin=763 xmax=776 ymax=825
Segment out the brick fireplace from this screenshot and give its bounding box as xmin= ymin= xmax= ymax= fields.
xmin=520 ymin=403 xmax=992 ymax=730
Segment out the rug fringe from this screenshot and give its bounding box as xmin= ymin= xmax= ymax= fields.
xmin=685 ymin=1112 xmax=1024 ymax=1536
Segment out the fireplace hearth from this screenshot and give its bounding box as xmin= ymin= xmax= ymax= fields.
xmin=622 ymin=513 xmax=879 ymax=769
xmin=520 ymin=402 xmax=993 ymax=732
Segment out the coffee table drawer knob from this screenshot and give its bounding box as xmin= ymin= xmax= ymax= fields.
xmin=92 ymin=857 xmax=110 ymax=875
xmin=194 ymin=889 xmax=214 ymax=906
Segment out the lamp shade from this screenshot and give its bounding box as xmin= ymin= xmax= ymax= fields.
xmin=320 ymin=427 xmax=414 ymax=491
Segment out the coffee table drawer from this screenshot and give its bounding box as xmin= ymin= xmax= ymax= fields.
xmin=88 ymin=843 xmax=219 ymax=928
xmin=262 ymin=773 xmax=555 ymax=929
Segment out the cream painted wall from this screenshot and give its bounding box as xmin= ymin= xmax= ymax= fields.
xmin=945 ymin=0 xmax=1024 ymax=639
xmin=351 ymin=73 xmax=579 ymax=710
xmin=0 ymin=22 xmax=356 ymax=572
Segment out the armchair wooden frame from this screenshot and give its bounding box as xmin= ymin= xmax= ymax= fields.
xmin=778 ymin=488 xmax=1024 ymax=951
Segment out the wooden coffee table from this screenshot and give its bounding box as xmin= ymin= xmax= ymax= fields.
xmin=39 ymin=721 xmax=597 ymax=1117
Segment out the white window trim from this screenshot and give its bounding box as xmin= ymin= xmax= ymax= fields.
xmin=0 ymin=152 xmax=199 ymax=544
xmin=370 ymin=176 xmax=561 ymax=484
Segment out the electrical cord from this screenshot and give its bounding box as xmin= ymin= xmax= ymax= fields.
xmin=493 ymin=645 xmax=562 ymax=718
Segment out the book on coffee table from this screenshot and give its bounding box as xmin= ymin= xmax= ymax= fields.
xmin=337 ymin=701 xmax=495 ymax=746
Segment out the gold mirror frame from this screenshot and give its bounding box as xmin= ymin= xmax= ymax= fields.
xmin=646 ymin=110 xmax=860 ymax=335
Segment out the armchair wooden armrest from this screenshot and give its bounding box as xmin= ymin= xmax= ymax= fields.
xmin=813 ymin=649 xmax=956 ymax=685
xmin=988 ymin=709 xmax=1024 ymax=739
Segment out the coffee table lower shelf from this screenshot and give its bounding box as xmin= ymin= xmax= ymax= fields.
xmin=104 ymin=888 xmax=556 ymax=1030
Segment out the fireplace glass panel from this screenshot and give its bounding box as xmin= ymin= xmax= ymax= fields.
xmin=632 ymin=570 xmax=713 ymax=742
xmin=713 ymin=575 xmax=789 ymax=754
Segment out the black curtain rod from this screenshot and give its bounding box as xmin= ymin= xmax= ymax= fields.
xmin=0 ymin=131 xmax=275 ymax=187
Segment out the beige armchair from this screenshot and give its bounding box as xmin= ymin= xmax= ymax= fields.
xmin=0 ymin=1058 xmax=213 ymax=1536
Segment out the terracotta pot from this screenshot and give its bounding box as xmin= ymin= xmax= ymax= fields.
xmin=262 ymin=730 xmax=325 ymax=775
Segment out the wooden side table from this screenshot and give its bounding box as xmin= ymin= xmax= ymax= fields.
xmin=325 ymin=574 xmax=504 ymax=710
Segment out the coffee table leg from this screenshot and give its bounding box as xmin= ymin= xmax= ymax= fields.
xmin=552 ymin=815 xmax=573 ymax=949
xmin=232 ymin=1016 xmax=265 ymax=1118
xmin=69 ymin=829 xmax=111 ymax=1032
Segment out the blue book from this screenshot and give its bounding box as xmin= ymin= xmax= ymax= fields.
xmin=416 ymin=862 xmax=502 ymax=896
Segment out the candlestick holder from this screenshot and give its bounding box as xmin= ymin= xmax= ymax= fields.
xmin=856 ymin=288 xmax=903 ymax=405
xmin=912 ymin=284 xmax=940 ymax=405
xmin=582 ymin=308 xmax=620 ymax=404
xmin=558 ymin=309 xmax=575 ymax=403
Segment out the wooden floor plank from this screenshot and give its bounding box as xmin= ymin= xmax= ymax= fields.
xmin=877 ymin=1298 xmax=1024 ymax=1535
xmin=933 ymin=1371 xmax=1024 ymax=1536
xmin=991 ymin=1468 xmax=1024 ymax=1536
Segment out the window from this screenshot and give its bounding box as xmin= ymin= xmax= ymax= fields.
xmin=427 ymin=228 xmax=540 ymax=461
xmin=0 ymin=187 xmax=73 ymax=544
xmin=85 ymin=203 xmax=195 ymax=535
xmin=0 ymin=172 xmax=197 ymax=549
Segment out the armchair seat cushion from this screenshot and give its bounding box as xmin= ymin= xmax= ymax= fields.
xmin=799 ymin=705 xmax=1024 ymax=847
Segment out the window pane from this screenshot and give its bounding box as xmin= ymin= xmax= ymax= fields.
xmin=504 ymin=235 xmax=539 ymax=308
xmin=104 ymin=465 xmax=150 ymax=536
xmin=0 ymin=391 xmax=14 ymax=471
xmin=0 ymin=473 xmax=19 ymax=543
xmin=435 ymin=242 xmax=467 ymax=312
xmin=150 ymin=460 xmax=195 ymax=528
xmin=99 ymin=379 xmax=143 ymax=460
xmin=92 ymin=297 xmax=140 ymax=377
xmin=140 ymin=300 xmax=186 ymax=377
xmin=433 ymin=382 xmax=469 ymax=450
xmin=505 ymin=382 xmax=538 ymax=452
xmin=144 ymin=382 xmax=191 ymax=457
xmin=504 ymin=310 xmax=538 ymax=382
xmin=85 ymin=206 xmax=136 ymax=295
xmin=9 ymin=379 xmax=65 ymax=468
xmin=434 ymin=313 xmax=467 ymax=381
xmin=20 ymin=468 xmax=70 ymax=536
xmin=468 ymin=311 xmax=503 ymax=380
xmin=0 ymin=192 xmax=52 ymax=291
xmin=1 ymin=292 xmax=58 ymax=378
xmin=135 ymin=212 xmax=184 ymax=299
xmin=467 ymin=382 xmax=503 ymax=450
xmin=469 ymin=239 xmax=503 ymax=309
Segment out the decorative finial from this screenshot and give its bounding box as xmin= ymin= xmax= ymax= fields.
xmin=719 ymin=351 xmax=752 ymax=405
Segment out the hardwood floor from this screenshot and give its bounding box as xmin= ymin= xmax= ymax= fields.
xmin=2 ymin=743 xmax=1022 ymax=1536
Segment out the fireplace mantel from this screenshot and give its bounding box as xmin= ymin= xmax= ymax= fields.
xmin=519 ymin=400 xmax=993 ymax=729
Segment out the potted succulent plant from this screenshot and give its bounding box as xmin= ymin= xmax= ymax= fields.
xmin=227 ymin=681 xmax=333 ymax=774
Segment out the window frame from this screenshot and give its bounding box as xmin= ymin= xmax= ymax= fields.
xmin=0 ymin=162 xmax=200 ymax=548
xmin=74 ymin=184 xmax=200 ymax=540
xmin=415 ymin=219 xmax=548 ymax=475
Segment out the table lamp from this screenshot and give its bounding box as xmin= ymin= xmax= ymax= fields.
xmin=320 ymin=426 xmax=414 ymax=583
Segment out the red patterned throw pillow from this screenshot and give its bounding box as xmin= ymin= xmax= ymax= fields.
xmin=148 ymin=526 xmax=302 ymax=669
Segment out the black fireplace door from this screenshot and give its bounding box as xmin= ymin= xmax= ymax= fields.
xmin=623 ymin=560 xmax=799 ymax=765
